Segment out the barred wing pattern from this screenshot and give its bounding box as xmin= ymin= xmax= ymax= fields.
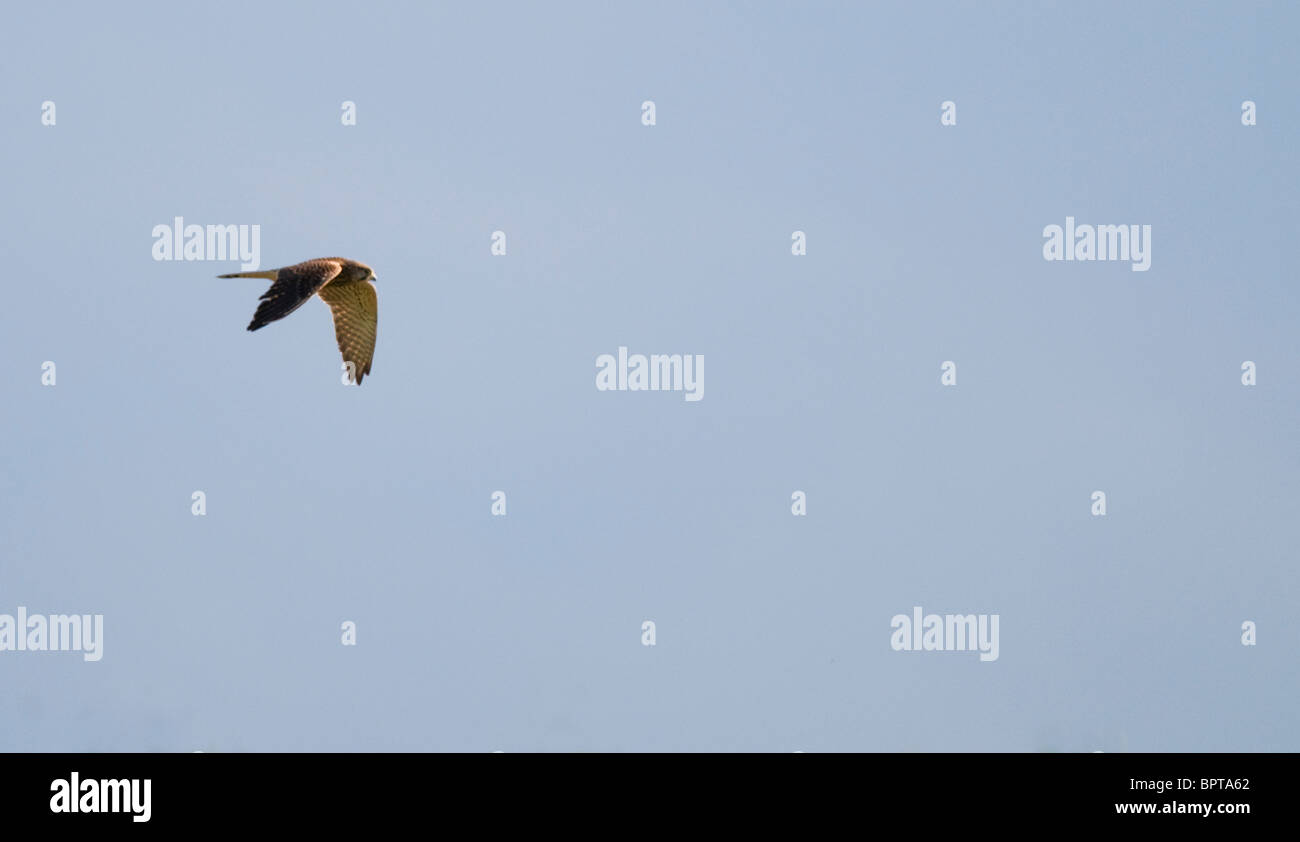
xmin=318 ymin=280 xmax=378 ymax=385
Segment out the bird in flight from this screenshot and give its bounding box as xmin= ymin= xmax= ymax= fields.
xmin=219 ymin=257 xmax=378 ymax=384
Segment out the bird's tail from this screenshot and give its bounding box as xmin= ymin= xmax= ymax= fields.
xmin=217 ymin=270 xmax=278 ymax=279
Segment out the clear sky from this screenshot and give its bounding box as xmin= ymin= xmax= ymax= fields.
xmin=1 ymin=1 xmax=1296 ymax=751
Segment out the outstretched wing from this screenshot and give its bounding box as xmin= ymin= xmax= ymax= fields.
xmin=246 ymin=259 xmax=344 ymax=331
xmin=318 ymin=280 xmax=378 ymax=384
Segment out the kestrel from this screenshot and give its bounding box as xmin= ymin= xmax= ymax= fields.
xmin=220 ymin=257 xmax=378 ymax=384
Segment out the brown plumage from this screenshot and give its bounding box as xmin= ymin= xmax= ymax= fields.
xmin=219 ymin=257 xmax=378 ymax=384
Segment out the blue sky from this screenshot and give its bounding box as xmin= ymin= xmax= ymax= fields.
xmin=0 ymin=1 xmax=1296 ymax=751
